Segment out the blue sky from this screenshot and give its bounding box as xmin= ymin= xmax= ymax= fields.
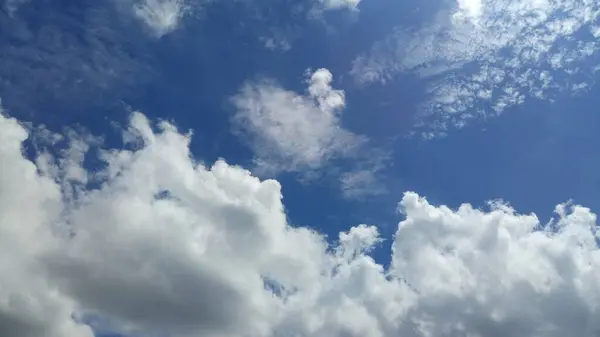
xmin=2 ymin=0 xmax=600 ymax=336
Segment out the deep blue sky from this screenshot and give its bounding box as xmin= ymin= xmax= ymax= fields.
xmin=2 ymin=0 xmax=600 ymax=334
xmin=3 ymin=0 xmax=600 ymax=243
xmin=3 ymin=0 xmax=600 ymax=242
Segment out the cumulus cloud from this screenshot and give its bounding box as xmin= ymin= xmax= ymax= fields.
xmin=352 ymin=0 xmax=600 ymax=137
xmin=231 ymin=68 xmax=367 ymax=176
xmin=3 ymin=105 xmax=600 ymax=337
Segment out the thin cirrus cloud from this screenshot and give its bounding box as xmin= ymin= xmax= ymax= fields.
xmin=318 ymin=0 xmax=361 ymax=10
xmin=127 ymin=0 xmax=362 ymax=38
xmin=3 ymin=0 xmax=30 ymax=15
xmin=2 ymin=105 xmax=600 ymax=337
xmin=103 ymin=0 xmax=194 ymax=38
xmin=351 ymin=0 xmax=600 ymax=137
xmin=0 ymin=1 xmax=156 ymax=118
xmin=130 ymin=0 xmax=192 ymax=37
xmin=231 ymin=68 xmax=386 ymax=197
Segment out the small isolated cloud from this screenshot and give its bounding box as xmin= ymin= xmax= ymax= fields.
xmin=260 ymin=36 xmax=292 ymax=52
xmin=231 ymin=68 xmax=367 ymax=176
xmin=340 ymin=169 xmax=384 ymax=198
xmin=2 ymin=105 xmax=600 ymax=337
xmin=3 ymin=0 xmax=30 ymax=15
xmin=352 ymin=0 xmax=600 ymax=137
xmin=339 ymin=149 xmax=389 ymax=199
xmin=130 ymin=0 xmax=190 ymax=37
xmin=318 ymin=0 xmax=361 ymax=10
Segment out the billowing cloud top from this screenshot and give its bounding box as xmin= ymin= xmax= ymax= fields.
xmin=2 ymin=106 xmax=600 ymax=337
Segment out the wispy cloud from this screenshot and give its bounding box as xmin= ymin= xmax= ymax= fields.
xmin=231 ymin=68 xmax=387 ymax=197
xmin=318 ymin=0 xmax=361 ymax=10
xmin=0 ymin=3 xmax=155 ymax=118
xmin=231 ymin=68 xmax=363 ymax=175
xmin=3 ymin=0 xmax=30 ymax=15
xmin=352 ymin=0 xmax=600 ymax=137
xmin=130 ymin=0 xmax=191 ymax=37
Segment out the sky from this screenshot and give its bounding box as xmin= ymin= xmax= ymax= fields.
xmin=2 ymin=0 xmax=600 ymax=336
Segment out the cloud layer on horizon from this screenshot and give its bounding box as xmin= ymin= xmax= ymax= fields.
xmin=2 ymin=107 xmax=600 ymax=337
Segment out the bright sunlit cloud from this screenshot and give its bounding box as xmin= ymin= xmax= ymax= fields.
xmin=352 ymin=0 xmax=600 ymax=137
xmin=130 ymin=0 xmax=190 ymax=37
xmin=2 ymin=105 xmax=600 ymax=337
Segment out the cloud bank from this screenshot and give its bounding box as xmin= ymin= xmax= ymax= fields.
xmin=2 ymin=106 xmax=600 ymax=337
xmin=352 ymin=0 xmax=600 ymax=137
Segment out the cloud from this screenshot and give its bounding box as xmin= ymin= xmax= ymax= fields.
xmin=230 ymin=68 xmax=387 ymax=197
xmin=0 ymin=2 xmax=155 ymax=117
xmin=231 ymin=68 xmax=367 ymax=176
xmin=455 ymin=0 xmax=483 ymax=21
xmin=351 ymin=0 xmax=600 ymax=137
xmin=260 ymin=35 xmax=292 ymax=52
xmin=130 ymin=0 xmax=191 ymax=37
xmin=0 ymin=111 xmax=95 ymax=337
xmin=339 ymin=149 xmax=389 ymax=199
xmin=318 ymin=0 xmax=361 ymax=10
xmin=3 ymin=0 xmax=30 ymax=15
xmin=3 ymin=106 xmax=600 ymax=336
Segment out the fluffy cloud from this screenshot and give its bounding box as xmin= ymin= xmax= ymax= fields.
xmin=352 ymin=0 xmax=600 ymax=137
xmin=2 ymin=106 xmax=600 ymax=337
xmin=0 ymin=112 xmax=94 ymax=337
xmin=231 ymin=68 xmax=367 ymax=175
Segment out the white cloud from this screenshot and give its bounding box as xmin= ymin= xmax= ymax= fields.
xmin=456 ymin=0 xmax=483 ymax=20
xmin=0 ymin=112 xmax=94 ymax=337
xmin=318 ymin=0 xmax=361 ymax=10
xmin=352 ymin=0 xmax=600 ymax=137
xmin=340 ymin=169 xmax=384 ymax=198
xmin=231 ymin=68 xmax=367 ymax=176
xmin=3 ymin=106 xmax=600 ymax=337
xmin=260 ymin=36 xmax=292 ymax=52
xmin=130 ymin=0 xmax=190 ymax=37
xmin=339 ymin=150 xmax=389 ymax=199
